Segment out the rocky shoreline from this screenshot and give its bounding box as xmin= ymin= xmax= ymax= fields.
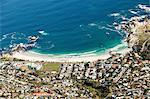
xmin=0 ymin=4 xmax=150 ymax=99
xmin=116 ymin=15 xmax=150 ymax=60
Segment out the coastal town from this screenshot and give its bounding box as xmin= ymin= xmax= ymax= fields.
xmin=59 ymin=50 xmax=150 ymax=98
xmin=0 ymin=49 xmax=149 ymax=98
xmin=0 ymin=4 xmax=150 ymax=99
xmin=0 ymin=61 xmax=95 ymax=98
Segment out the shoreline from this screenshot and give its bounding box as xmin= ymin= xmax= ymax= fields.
xmin=12 ymin=47 xmax=131 ymax=62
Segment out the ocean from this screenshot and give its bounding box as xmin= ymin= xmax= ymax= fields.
xmin=1 ymin=0 xmax=149 ymax=55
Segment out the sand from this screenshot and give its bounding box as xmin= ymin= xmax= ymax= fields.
xmin=12 ymin=48 xmax=131 ymax=62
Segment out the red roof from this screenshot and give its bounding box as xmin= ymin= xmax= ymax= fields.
xmin=33 ymin=92 xmax=51 ymax=96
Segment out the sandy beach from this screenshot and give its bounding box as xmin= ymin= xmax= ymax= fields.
xmin=12 ymin=48 xmax=131 ymax=62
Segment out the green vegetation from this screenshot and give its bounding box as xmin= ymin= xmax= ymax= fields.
xmin=40 ymin=62 xmax=61 ymax=72
xmin=1 ymin=57 xmax=11 ymax=61
xmin=13 ymin=58 xmax=25 ymax=61
xmin=128 ymin=19 xmax=150 ymax=60
xmin=137 ymin=24 xmax=150 ymax=46
xmin=136 ymin=21 xmax=150 ymax=60
xmin=1 ymin=57 xmax=25 ymax=61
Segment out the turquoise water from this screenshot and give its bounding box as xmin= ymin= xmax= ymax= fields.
xmin=1 ymin=0 xmax=149 ymax=55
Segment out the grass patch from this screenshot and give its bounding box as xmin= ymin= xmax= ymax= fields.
xmin=40 ymin=62 xmax=61 ymax=72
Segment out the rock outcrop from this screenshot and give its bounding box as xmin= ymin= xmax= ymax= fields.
xmin=119 ymin=16 xmax=150 ymax=60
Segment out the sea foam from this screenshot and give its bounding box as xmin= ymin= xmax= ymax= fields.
xmin=138 ymin=4 xmax=150 ymax=12
xmin=110 ymin=13 xmax=120 ymax=17
xmin=38 ymin=30 xmax=48 ymax=35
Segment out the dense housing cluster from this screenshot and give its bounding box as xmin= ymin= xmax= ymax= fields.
xmin=0 ymin=61 xmax=94 ymax=98
xmin=0 ymin=50 xmax=149 ymax=98
xmin=0 ymin=5 xmax=150 ymax=99
xmin=59 ymin=51 xmax=150 ymax=98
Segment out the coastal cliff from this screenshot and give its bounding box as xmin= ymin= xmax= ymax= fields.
xmin=118 ymin=16 xmax=150 ymax=60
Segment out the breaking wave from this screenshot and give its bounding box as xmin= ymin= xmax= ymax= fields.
xmin=38 ymin=30 xmax=48 ymax=35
